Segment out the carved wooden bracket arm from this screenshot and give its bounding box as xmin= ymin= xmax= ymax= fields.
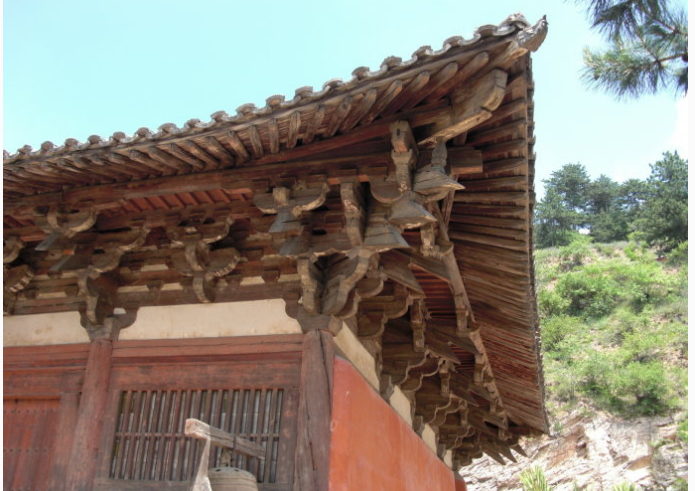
xmin=166 ymin=212 xmax=240 ymax=303
xmin=254 ymin=181 xmax=329 ymax=234
xmin=34 ymin=204 xmax=97 ymax=251
xmin=3 ymin=236 xmax=25 ymax=264
xmin=3 ymin=236 xmax=33 ymax=315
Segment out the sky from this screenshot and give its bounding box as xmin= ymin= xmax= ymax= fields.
xmin=2 ymin=0 xmax=689 ymax=196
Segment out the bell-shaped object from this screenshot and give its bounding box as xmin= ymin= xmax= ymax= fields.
xmin=388 ymin=193 xmax=436 ymax=229
xmin=364 ymin=204 xmax=409 ymax=251
xmin=208 ymin=467 xmax=259 ymax=491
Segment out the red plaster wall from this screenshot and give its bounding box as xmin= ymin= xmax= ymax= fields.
xmin=329 ymin=357 xmax=456 ymax=491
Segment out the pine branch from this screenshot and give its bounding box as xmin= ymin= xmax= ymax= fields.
xmin=576 ymin=0 xmax=687 ymax=98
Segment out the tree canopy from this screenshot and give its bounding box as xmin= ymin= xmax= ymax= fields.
xmin=535 ymin=152 xmax=688 ymax=250
xmin=578 ymin=0 xmax=688 ymax=98
xmin=632 ymin=151 xmax=688 ymax=250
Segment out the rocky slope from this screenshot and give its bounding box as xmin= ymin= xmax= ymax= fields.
xmin=461 ymin=409 xmax=688 ymax=491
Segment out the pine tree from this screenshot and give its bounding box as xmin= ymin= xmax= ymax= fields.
xmin=578 ymin=0 xmax=688 ymax=98
xmin=632 ymin=151 xmax=688 ymax=251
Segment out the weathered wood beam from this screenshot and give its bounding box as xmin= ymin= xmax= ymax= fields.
xmin=419 ymin=69 xmax=508 ymax=147
xmin=185 ymin=418 xmax=266 ymax=459
xmin=200 ymin=136 xmax=235 ymax=167
xmin=339 ymin=88 xmax=378 ymax=133
xmin=247 ymin=124 xmax=265 ymax=159
xmin=286 ymin=111 xmax=302 ymax=149
xmin=303 ymin=105 xmax=326 ymax=145
xmin=4 ymin=101 xmax=452 ymax=219
xmin=325 ymin=95 xmax=353 ymax=138
xmin=267 ymin=118 xmax=281 ymax=154
xmin=221 ymin=129 xmax=250 ymax=162
xmin=423 ymin=51 xmax=490 ymax=104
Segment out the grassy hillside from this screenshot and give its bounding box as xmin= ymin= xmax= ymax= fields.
xmin=535 ymin=237 xmax=688 ymax=427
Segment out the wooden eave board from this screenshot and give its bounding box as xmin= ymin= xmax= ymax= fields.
xmin=2 ymin=16 xmax=536 ymax=197
xmin=3 ymin=16 xmax=549 ymax=455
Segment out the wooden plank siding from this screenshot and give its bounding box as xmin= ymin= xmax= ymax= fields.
xmin=3 ymin=335 xmax=303 ymax=491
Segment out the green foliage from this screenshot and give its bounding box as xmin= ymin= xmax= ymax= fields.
xmin=538 ymin=153 xmax=687 ymax=250
xmin=538 ymin=289 xmax=571 ymax=319
xmin=587 ymin=174 xmax=620 ymax=214
xmin=623 ymin=240 xmax=654 ymax=262
xmin=609 ymin=361 xmax=673 ymax=415
xmin=534 ymin=248 xmax=562 ymax=289
xmin=518 ymin=468 xmax=638 ymax=491
xmin=551 ymin=251 xmax=676 ymax=319
xmin=586 ymin=175 xmax=632 ymax=242
xmin=673 ymin=477 xmax=688 ymax=491
xmin=538 ymin=240 xmax=688 ymax=418
xmin=545 ymin=163 xmax=592 ymax=213
xmin=667 ymin=240 xmax=688 ymax=266
xmin=632 ymin=152 xmax=688 ymax=252
xmin=519 ymin=466 xmax=551 ymax=491
xmin=542 ymin=315 xmax=583 ymax=352
xmin=557 ymin=347 xmax=677 ymax=416
xmin=535 ymin=190 xmax=583 ymax=248
xmin=535 ymin=164 xmax=593 ymax=248
xmin=589 ymin=210 xmax=630 ymax=243
xmin=577 ymin=0 xmax=688 ymax=98
xmin=676 ymin=418 xmax=687 ymax=444
xmin=611 ymin=483 xmax=637 ymax=491
xmin=555 ymin=265 xmax=622 ymax=318
xmin=558 ymin=235 xmax=593 ymax=269
xmin=619 ymin=178 xmax=649 ymax=221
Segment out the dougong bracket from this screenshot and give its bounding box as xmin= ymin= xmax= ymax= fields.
xmin=167 ymin=211 xmax=240 ymax=303
xmin=35 ymin=204 xmax=97 ymax=252
xmin=254 ymin=181 xmax=330 ymax=234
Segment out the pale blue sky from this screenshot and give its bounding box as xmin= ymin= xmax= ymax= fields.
xmin=3 ymin=0 xmax=689 ymax=194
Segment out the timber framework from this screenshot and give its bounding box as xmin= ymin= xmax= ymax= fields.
xmin=4 ymin=14 xmax=549 ymax=491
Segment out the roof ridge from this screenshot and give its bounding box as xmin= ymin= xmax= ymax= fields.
xmin=3 ymin=13 xmax=536 ymax=164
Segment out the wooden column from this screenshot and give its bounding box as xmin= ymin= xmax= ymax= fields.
xmin=48 ymin=392 xmax=80 ymax=491
xmin=65 ymin=339 xmax=113 ymax=491
xmin=293 ymin=329 xmax=335 ymax=491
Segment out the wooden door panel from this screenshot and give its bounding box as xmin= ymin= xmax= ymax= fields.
xmin=3 ymin=398 xmax=60 ymax=491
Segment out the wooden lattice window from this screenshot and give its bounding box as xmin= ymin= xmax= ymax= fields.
xmin=108 ymin=388 xmax=286 ymax=484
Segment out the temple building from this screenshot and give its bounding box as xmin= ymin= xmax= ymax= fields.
xmin=4 ymin=14 xmax=548 ymax=491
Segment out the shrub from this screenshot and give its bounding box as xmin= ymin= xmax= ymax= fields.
xmin=519 ymin=467 xmax=551 ymax=491
xmin=677 ymin=418 xmax=687 ymax=444
xmin=535 ymin=261 xmax=562 ymax=290
xmin=613 ymin=261 xmax=675 ymax=312
xmin=667 ymin=240 xmax=688 ymax=266
xmin=558 ymin=235 xmax=593 ymax=270
xmin=542 ymin=315 xmax=583 ymax=352
xmin=537 ymin=289 xmax=570 ymax=318
xmin=609 ymin=361 xmax=673 ymax=416
xmin=555 ymin=257 xmax=677 ymax=319
xmin=624 ymin=240 xmax=654 ymax=262
xmin=595 ymin=241 xmax=626 ymax=257
xmin=603 ymin=307 xmax=651 ymax=344
xmin=555 ymin=267 xmax=621 ymax=318
xmin=620 ymin=329 xmax=665 ymax=363
xmin=536 ymin=238 xmax=687 ymax=418
xmin=611 ymin=484 xmax=637 ymax=491
xmin=545 ymin=362 xmax=580 ymax=402
xmin=565 ymin=349 xmax=678 ymax=416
